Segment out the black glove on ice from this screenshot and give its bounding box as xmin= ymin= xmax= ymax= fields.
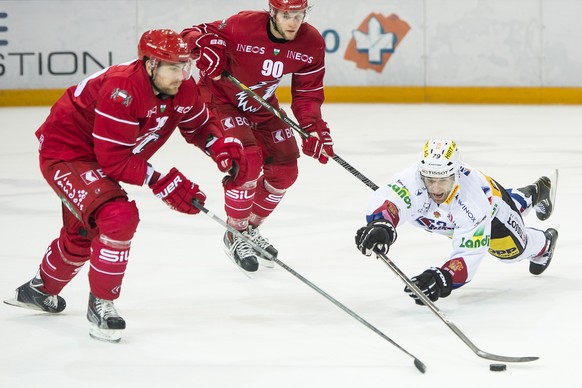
xmin=404 ymin=267 xmax=453 ymax=305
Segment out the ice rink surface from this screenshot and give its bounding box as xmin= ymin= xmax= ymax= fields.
xmin=1 ymin=103 xmax=580 ymax=387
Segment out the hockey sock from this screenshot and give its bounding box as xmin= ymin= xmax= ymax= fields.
xmin=39 ymin=238 xmax=87 ymax=295
xmin=88 ymin=235 xmax=131 ymax=300
xmin=250 ymin=176 xmax=287 ymax=226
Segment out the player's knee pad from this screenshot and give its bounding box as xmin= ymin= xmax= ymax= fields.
xmin=94 ymin=199 xmax=140 ymax=242
xmin=260 ymin=176 xmax=287 ymax=195
xmin=263 ymin=162 xmax=298 ymax=191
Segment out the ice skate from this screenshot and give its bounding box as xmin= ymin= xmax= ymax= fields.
xmin=519 ymin=171 xmax=557 ymax=221
xmin=87 ymin=292 xmax=125 ymax=343
xmin=3 ymin=273 xmax=66 ymax=313
xmin=248 ymin=225 xmax=277 ymax=268
xmin=223 ymin=230 xmax=259 ymax=273
xmin=529 ymin=228 xmax=558 ymax=275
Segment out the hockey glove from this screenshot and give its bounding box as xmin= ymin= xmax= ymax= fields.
xmin=301 ymin=119 xmax=334 ymax=164
xmin=151 ymin=168 xmax=206 ymax=215
xmin=195 ymin=33 xmax=227 ymax=80
xmin=355 ymin=219 xmax=397 ymax=256
xmin=208 ymin=137 xmax=248 ymax=189
xmin=404 ymin=267 xmax=453 ymax=305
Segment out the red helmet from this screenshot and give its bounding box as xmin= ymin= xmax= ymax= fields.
xmin=138 ymin=29 xmax=190 ymax=63
xmin=269 ymin=0 xmax=308 ymax=12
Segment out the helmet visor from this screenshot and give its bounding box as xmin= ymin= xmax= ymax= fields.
xmin=277 ymin=10 xmax=307 ymax=23
xmin=151 ymin=58 xmax=193 ymax=81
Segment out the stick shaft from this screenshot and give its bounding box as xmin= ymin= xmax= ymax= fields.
xmin=192 ymin=200 xmax=426 ymax=372
xmin=376 ymin=252 xmax=538 ymax=363
xmin=222 ymin=70 xmax=379 ymax=191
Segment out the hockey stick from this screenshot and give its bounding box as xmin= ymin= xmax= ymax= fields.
xmin=222 ymin=70 xmax=380 ymax=191
xmin=192 ymin=200 xmax=426 ymax=373
xmin=222 ymin=70 xmax=537 ymax=363
xmin=374 ymin=251 xmax=539 ymax=363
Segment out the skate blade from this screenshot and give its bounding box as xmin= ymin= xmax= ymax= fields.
xmin=4 ymin=296 xmax=48 ymax=313
xmin=89 ymin=324 xmax=122 ymax=343
xmin=549 ymin=169 xmax=558 ymax=214
xmin=223 ymin=247 xmax=255 ymax=279
xmin=257 ymin=256 xmax=275 ymax=269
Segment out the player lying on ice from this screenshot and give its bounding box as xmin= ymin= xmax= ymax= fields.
xmin=354 ymin=139 xmax=558 ymax=305
xmin=4 ymin=29 xmax=247 ymax=342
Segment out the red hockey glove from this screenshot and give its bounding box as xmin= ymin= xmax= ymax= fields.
xmin=404 ymin=267 xmax=453 ymax=305
xmin=208 ymin=137 xmax=248 ymax=189
xmin=301 ymin=119 xmax=334 ymax=164
xmin=151 ymin=168 xmax=206 ymax=215
xmin=195 ymin=33 xmax=227 ymax=80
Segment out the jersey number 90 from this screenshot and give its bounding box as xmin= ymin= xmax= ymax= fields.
xmin=261 ymin=60 xmax=284 ymax=78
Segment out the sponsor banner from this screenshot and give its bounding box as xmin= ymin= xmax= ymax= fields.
xmin=0 ymin=0 xmax=136 ymax=88
xmin=2 ymin=0 xmax=582 ymax=90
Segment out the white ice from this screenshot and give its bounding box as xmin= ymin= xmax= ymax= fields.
xmin=1 ymin=104 xmax=580 ymax=387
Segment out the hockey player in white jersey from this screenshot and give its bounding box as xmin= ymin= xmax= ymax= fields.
xmin=355 ymin=139 xmax=558 ymax=305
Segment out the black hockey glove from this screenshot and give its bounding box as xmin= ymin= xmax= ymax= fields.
xmin=404 ymin=267 xmax=453 ymax=305
xmin=355 ymin=219 xmax=397 ymax=256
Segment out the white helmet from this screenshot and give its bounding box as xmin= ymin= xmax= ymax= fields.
xmin=418 ymin=139 xmax=461 ymax=179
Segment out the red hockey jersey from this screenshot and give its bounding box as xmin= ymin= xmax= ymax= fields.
xmin=35 ymin=60 xmax=222 ymax=186
xmin=181 ymin=11 xmax=326 ymax=126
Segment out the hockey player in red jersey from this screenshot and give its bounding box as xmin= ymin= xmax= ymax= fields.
xmin=181 ymin=0 xmax=334 ymax=273
xmin=4 ymin=29 xmax=247 ymax=342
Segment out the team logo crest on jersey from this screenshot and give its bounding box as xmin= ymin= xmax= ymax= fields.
xmin=235 ymin=80 xmax=279 ymax=113
xmin=447 ymin=259 xmax=464 ymax=272
xmin=274 ymin=48 xmax=280 ymax=56
xmin=372 ymin=200 xmax=400 ymax=224
xmin=160 ymin=105 xmax=166 ymax=113
xmin=110 ymin=88 xmax=133 ymax=107
xmin=344 ymin=13 xmax=410 ymax=73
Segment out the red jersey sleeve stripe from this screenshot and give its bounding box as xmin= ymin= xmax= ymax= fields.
xmin=179 ymin=105 xmax=207 ymax=124
xmin=295 ymin=86 xmax=324 ymax=93
xmin=95 ymin=109 xmax=140 ymax=126
xmin=180 ymin=110 xmax=210 ymax=133
xmin=294 ymin=66 xmax=325 ymax=76
xmin=93 ymin=133 xmax=136 ymax=147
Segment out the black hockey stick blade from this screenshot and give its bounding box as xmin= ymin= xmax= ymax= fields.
xmin=376 ymin=251 xmax=539 ymax=363
xmin=221 ymin=70 xmax=379 ymax=191
xmin=192 ymin=200 xmax=426 ymax=373
xmin=414 ymin=358 xmax=426 ymax=373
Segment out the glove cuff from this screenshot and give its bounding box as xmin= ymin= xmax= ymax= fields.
xmin=204 ymin=135 xmax=219 ymax=154
xmin=145 ymin=163 xmax=162 ymax=187
xmin=426 ymin=267 xmax=453 ymax=298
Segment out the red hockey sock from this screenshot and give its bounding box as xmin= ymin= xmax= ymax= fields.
xmin=224 ymin=181 xmax=257 ymax=229
xmin=250 ymin=176 xmax=287 ymax=226
xmin=39 ymin=238 xmax=87 ymax=295
xmin=88 ymin=235 xmax=130 ymax=300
